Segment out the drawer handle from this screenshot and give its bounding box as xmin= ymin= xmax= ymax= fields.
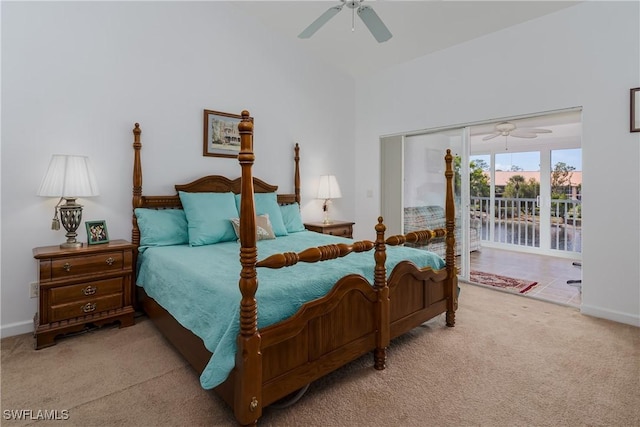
xmin=82 ymin=302 xmax=96 ymax=313
xmin=105 ymin=257 xmax=115 ymax=266
xmin=62 ymin=262 xmax=72 ymax=272
xmin=82 ymin=285 xmax=97 ymax=296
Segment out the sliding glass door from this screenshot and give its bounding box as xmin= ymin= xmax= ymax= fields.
xmin=381 ymin=108 xmax=582 ymax=285
xmin=382 ymin=127 xmax=471 ymax=278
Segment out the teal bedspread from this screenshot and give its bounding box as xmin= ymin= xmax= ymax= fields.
xmin=136 ymin=231 xmax=444 ymax=389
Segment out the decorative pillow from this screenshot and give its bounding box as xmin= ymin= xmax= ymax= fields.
xmin=234 ymin=192 xmax=288 ymax=237
xmin=178 ymin=191 xmax=239 ymax=246
xmin=229 ymin=214 xmax=276 ymax=241
xmin=280 ymin=203 xmax=305 ymax=233
xmin=134 ymin=208 xmax=188 ymax=249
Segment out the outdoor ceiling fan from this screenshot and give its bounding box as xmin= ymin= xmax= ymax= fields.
xmin=298 ymin=0 xmax=392 ymax=43
xmin=482 ymin=122 xmax=552 ymax=141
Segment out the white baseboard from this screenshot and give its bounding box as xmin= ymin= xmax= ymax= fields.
xmin=1 ymin=320 xmax=34 ymax=339
xmin=581 ymin=304 xmax=640 ymax=327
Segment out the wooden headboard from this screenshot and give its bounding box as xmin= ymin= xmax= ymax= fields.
xmin=130 ymin=121 xmax=301 ymax=251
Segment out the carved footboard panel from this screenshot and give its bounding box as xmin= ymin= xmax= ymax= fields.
xmin=214 ymin=274 xmax=380 ymax=409
xmin=259 ymin=274 xmax=379 ymax=406
xmin=387 ymin=262 xmax=449 ymax=340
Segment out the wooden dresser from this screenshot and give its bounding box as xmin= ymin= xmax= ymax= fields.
xmin=32 ymin=239 xmax=135 ymax=349
xmin=304 ymin=220 xmax=354 ymax=238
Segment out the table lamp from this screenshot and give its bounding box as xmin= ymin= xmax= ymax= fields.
xmin=317 ymin=174 xmax=342 ymax=224
xmin=37 ymin=155 xmax=100 ymax=248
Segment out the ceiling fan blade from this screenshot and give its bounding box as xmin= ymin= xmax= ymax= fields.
xmin=510 ymin=132 xmax=538 ymax=139
xmin=524 ymin=128 xmax=552 ymax=134
xmin=482 ymin=133 xmax=500 ymax=141
xmin=298 ymin=5 xmax=343 ymax=39
xmin=357 ymin=5 xmax=392 ymax=43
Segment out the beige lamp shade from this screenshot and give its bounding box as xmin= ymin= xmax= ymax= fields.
xmin=38 ymin=155 xmax=100 ymax=248
xmin=317 ymin=175 xmax=342 ymax=200
xmin=37 ymin=155 xmax=100 ymax=197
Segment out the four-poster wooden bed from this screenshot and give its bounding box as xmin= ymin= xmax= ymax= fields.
xmin=131 ymin=111 xmax=458 ymax=426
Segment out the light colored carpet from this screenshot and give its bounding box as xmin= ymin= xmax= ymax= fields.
xmin=2 ymin=282 xmax=638 ymax=426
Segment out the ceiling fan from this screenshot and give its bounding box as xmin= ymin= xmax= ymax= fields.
xmin=482 ymin=122 xmax=552 ymax=141
xmin=298 ymin=0 xmax=392 ymax=43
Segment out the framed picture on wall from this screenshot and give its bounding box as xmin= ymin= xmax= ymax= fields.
xmin=631 ymin=88 xmax=640 ymax=132
xmin=85 ymin=220 xmax=109 ymax=245
xmin=203 ymin=109 xmax=253 ymax=158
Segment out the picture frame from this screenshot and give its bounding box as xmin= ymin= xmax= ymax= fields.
xmin=85 ymin=220 xmax=109 ymax=245
xmin=203 ymin=109 xmax=253 ymax=158
xmin=631 ymin=88 xmax=640 ymax=133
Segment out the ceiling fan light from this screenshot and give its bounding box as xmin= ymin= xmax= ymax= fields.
xmin=495 ymin=122 xmax=517 ymax=133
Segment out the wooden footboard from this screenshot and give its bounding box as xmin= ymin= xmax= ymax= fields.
xmin=138 ymin=258 xmax=453 ymax=409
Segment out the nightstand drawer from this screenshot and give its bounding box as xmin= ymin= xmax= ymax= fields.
xmin=50 ymin=293 xmax=123 ymax=323
xmin=325 ymin=225 xmax=352 ymax=237
xmin=49 ymin=278 xmax=123 ymax=305
xmin=50 ymin=251 xmax=124 ymax=280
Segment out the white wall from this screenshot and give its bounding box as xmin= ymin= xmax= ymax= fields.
xmin=3 ymin=1 xmax=638 ymax=337
xmin=354 ymin=1 xmax=640 ymax=326
xmin=1 ymin=2 xmax=356 ymax=337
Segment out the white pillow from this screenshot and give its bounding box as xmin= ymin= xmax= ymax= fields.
xmin=229 ymin=214 xmax=276 ymax=241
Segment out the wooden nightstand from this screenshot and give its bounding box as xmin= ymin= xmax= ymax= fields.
xmin=304 ymin=220 xmax=354 ymax=238
xmin=32 ymin=239 xmax=135 ymax=349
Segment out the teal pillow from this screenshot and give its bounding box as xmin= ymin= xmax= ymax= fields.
xmin=179 ymin=191 xmax=239 ymax=246
xmin=280 ymin=203 xmax=305 ymax=233
xmin=235 ymin=192 xmax=288 ymax=237
xmin=135 ymin=208 xmax=188 ymax=250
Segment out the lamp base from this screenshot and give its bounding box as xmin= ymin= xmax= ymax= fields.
xmin=59 ymin=199 xmax=84 ymax=249
xmin=322 ymin=199 xmax=334 ymax=224
xmin=60 ymin=241 xmax=83 ymax=249
xmin=322 ymin=216 xmax=335 ymax=225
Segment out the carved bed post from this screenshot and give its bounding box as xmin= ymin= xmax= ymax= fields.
xmin=132 ymin=123 xmax=142 ymax=248
xmin=132 ymin=123 xmax=142 ymax=309
xmin=373 ymin=217 xmax=390 ymax=370
xmin=235 ymin=111 xmax=262 ymax=426
xmin=444 ymin=149 xmax=458 ymax=327
xmin=294 ymin=143 xmax=300 ymax=205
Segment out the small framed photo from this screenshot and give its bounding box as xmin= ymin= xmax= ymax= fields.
xmin=203 ymin=109 xmax=253 ymax=158
xmin=85 ymin=220 xmax=109 ymax=245
xmin=631 ymin=88 xmax=640 ymax=133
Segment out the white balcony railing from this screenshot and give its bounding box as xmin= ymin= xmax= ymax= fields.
xmin=470 ymin=196 xmax=582 ymax=253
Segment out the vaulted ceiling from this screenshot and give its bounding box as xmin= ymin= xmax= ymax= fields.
xmin=232 ymin=1 xmax=580 ymax=77
xmin=233 ymin=1 xmax=583 ymax=141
